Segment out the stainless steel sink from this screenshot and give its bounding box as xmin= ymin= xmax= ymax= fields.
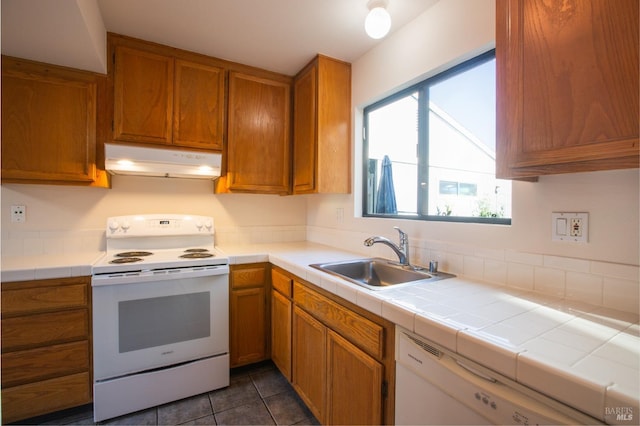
xmin=310 ymin=258 xmax=454 ymax=291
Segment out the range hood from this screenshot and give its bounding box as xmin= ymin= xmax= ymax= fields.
xmin=105 ymin=143 xmax=222 ymax=179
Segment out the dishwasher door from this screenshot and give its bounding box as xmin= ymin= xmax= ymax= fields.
xmin=395 ymin=327 xmax=600 ymax=425
xmin=396 ymin=361 xmax=492 ymax=425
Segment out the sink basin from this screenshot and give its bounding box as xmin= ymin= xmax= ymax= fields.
xmin=310 ymin=258 xmax=454 ymax=291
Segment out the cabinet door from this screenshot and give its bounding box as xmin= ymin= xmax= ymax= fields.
xmin=271 ymin=290 xmax=292 ymax=381
xmin=2 ymin=372 xmax=91 ymax=424
xmin=292 ymin=306 xmax=326 ymax=423
xmin=293 ymin=64 xmax=317 ymax=193
xmin=113 ymin=46 xmax=174 ymax=145
xmin=293 ymin=55 xmax=351 ymax=194
xmin=230 ymin=287 xmax=267 ymax=367
xmin=496 ymin=0 xmax=639 ymax=178
xmin=1 ymin=341 xmax=89 ymax=388
xmin=327 ymin=330 xmax=383 ymax=425
xmin=174 ymin=60 xmax=225 ymax=150
xmin=1 ymin=57 xmax=97 ymax=183
xmin=226 ymin=72 xmax=291 ymax=193
xmin=2 ymin=310 xmax=89 ymax=352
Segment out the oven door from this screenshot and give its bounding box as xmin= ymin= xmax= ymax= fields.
xmin=92 ymin=266 xmax=229 ymax=381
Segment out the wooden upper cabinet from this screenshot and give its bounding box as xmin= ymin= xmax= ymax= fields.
xmin=109 ymin=33 xmax=225 ymax=151
xmin=293 ymin=55 xmax=351 ymax=194
xmin=224 ymin=71 xmax=291 ymax=193
xmin=174 ymin=60 xmax=225 ymax=150
xmin=113 ymin=46 xmax=174 ymax=145
xmin=1 ymin=56 xmax=108 ymax=186
xmin=496 ymin=0 xmax=639 ymax=178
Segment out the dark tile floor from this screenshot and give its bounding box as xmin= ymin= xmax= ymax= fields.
xmin=15 ymin=361 xmax=319 ymax=426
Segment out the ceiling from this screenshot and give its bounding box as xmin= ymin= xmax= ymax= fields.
xmin=1 ymin=0 xmax=439 ymax=76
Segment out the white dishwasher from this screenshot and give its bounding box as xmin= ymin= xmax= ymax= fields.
xmin=395 ymin=326 xmax=601 ymax=425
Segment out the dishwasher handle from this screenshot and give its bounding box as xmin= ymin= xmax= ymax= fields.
xmin=455 ymin=360 xmax=497 ymax=383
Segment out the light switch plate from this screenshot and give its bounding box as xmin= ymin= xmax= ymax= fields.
xmin=552 ymin=212 xmax=588 ymax=242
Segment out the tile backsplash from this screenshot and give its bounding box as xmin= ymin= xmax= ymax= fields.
xmin=2 ymin=224 xmax=638 ymax=315
xmin=307 ymin=225 xmax=640 ymax=315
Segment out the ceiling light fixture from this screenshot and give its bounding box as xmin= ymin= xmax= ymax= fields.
xmin=365 ymin=0 xmax=391 ymax=39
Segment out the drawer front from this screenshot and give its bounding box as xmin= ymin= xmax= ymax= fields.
xmin=231 ymin=265 xmax=267 ymax=289
xmin=2 ymin=283 xmax=88 ymax=316
xmin=2 ymin=340 xmax=90 ymax=387
xmin=294 ymin=281 xmax=383 ymax=359
xmin=272 ymin=268 xmax=292 ymax=297
xmin=2 ymin=309 xmax=89 ymax=352
xmin=1 ymin=372 xmax=92 ymax=424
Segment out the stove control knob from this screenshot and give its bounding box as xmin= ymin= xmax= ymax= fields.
xmin=108 ymin=221 xmax=120 ymax=232
xmin=195 ymin=221 xmax=203 ymax=230
xmin=121 ymin=221 xmax=131 ymax=231
xmin=204 ymin=220 xmax=213 ymax=231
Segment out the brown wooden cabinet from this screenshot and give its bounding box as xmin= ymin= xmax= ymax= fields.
xmin=291 ymin=280 xmax=392 ymax=425
xmin=1 ymin=56 xmax=109 ymax=187
xmin=271 ymin=267 xmax=293 ymax=380
xmin=229 ymin=263 xmax=270 ymax=367
xmin=1 ymin=277 xmax=92 ymax=423
xmin=109 ymin=33 xmax=225 ymax=151
xmin=293 ymin=55 xmax=351 ymax=194
xmin=292 ymin=305 xmax=328 ymax=422
xmin=220 ymin=71 xmax=291 ymax=194
xmin=327 ymin=330 xmax=383 ymax=425
xmin=496 ymin=0 xmax=639 ymax=178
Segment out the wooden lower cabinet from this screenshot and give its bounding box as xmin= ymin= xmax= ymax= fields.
xmin=1 ymin=277 xmax=92 ymax=423
xmin=292 ymin=306 xmax=327 ymax=422
xmin=289 ymin=277 xmax=394 ymax=425
xmin=229 ymin=263 xmax=270 ymax=367
xmin=2 ymin=373 xmax=92 ymax=423
xmin=271 ymin=289 xmax=292 ymax=380
xmin=327 ymin=330 xmax=383 ymax=425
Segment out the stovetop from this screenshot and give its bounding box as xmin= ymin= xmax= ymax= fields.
xmin=93 ymin=214 xmax=229 ymax=274
xmin=93 ymin=246 xmax=228 ymax=274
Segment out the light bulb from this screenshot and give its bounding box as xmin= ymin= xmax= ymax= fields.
xmin=365 ymin=6 xmax=391 ymax=39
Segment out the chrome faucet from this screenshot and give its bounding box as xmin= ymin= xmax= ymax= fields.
xmin=364 ymin=226 xmax=410 ymax=266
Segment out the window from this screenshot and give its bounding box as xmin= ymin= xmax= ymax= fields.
xmin=363 ymin=50 xmax=511 ymax=224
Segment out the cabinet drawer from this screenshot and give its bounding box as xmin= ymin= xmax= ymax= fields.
xmin=2 ymin=309 xmax=89 ymax=352
xmin=2 ymin=282 xmax=88 ymax=316
xmin=294 ymin=282 xmax=383 ymax=359
xmin=231 ymin=265 xmax=267 ymax=289
xmin=1 ymin=372 xmax=91 ymax=424
xmin=272 ymin=268 xmax=292 ymax=297
xmin=2 ymin=340 xmax=90 ymax=387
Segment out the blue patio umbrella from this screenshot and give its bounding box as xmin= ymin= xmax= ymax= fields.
xmin=375 ymin=155 xmax=397 ymax=214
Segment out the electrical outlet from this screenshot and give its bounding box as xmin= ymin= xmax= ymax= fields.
xmin=552 ymin=212 xmax=588 ymax=242
xmin=11 ymin=205 xmax=26 ymax=223
xmin=570 ymin=218 xmax=583 ymax=237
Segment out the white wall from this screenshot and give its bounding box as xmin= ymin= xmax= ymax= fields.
xmin=1 ymin=176 xmax=307 ymax=255
xmin=305 ymin=0 xmax=639 ymax=313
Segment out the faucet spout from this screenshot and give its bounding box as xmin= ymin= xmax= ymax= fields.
xmin=363 ymin=227 xmax=410 ymax=266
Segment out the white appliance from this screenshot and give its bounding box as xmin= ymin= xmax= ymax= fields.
xmin=395 ymin=326 xmax=601 ymax=425
xmin=92 ymin=214 xmax=230 ymax=422
xmin=104 ymin=143 xmax=222 ymax=179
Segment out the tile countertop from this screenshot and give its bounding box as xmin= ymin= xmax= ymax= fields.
xmin=1 ymin=251 xmax=106 ymax=282
xmin=222 ymin=242 xmax=640 ymax=425
xmin=2 ymin=242 xmax=638 ymax=423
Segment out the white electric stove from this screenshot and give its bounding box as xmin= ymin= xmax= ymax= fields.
xmin=92 ymin=214 xmax=230 ymax=422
